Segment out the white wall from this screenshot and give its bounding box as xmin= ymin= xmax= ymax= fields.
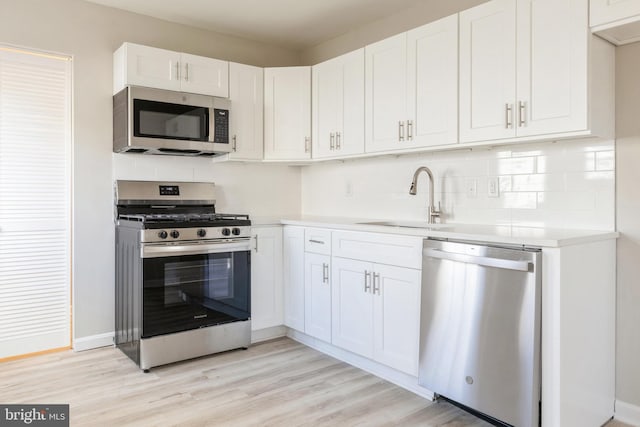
xmin=300 ymin=0 xmax=488 ymax=64
xmin=0 ymin=0 xmax=301 ymax=343
xmin=614 ymin=42 xmax=640 ymax=409
xmin=302 ymin=139 xmax=615 ymax=230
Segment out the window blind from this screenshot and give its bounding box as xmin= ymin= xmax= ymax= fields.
xmin=0 ymin=47 xmax=72 ymax=358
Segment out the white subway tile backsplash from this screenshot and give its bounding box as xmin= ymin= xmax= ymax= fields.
xmin=301 ymin=139 xmax=615 ymax=230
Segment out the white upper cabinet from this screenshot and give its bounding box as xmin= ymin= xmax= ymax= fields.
xmin=229 ymin=62 xmax=264 ymax=160
xmin=459 ymin=0 xmax=517 ymax=143
xmin=113 ymin=43 xmax=229 ymax=97
xmin=365 ymin=33 xmax=409 ymax=153
xmin=406 ymin=15 xmax=459 ymax=148
xmin=264 ymin=66 xmax=312 ymax=160
xmin=460 ymin=0 xmax=614 ymax=144
xmin=179 ymin=52 xmax=229 ymax=98
xmin=365 ymin=16 xmax=458 ymax=154
xmin=312 ymin=49 xmax=365 ymax=159
xmin=590 ymin=0 xmax=640 ymax=45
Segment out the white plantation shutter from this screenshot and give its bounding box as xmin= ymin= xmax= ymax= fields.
xmin=0 ymin=47 xmax=72 ymax=358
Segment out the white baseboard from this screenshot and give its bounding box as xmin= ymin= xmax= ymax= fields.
xmin=251 ymin=325 xmax=287 ymax=344
xmin=73 ymin=332 xmax=114 ymax=352
xmin=616 ymin=400 xmax=640 ymax=426
xmin=287 ymin=329 xmax=435 ymax=401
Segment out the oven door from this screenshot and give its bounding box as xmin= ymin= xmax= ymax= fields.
xmin=141 ymin=241 xmax=250 ymax=338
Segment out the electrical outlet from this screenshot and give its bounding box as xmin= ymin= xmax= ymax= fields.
xmin=488 ymin=177 xmax=500 ymax=198
xmin=466 ymin=178 xmax=477 ymax=198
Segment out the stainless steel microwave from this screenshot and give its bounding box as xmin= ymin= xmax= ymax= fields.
xmin=113 ymin=86 xmax=231 ymax=156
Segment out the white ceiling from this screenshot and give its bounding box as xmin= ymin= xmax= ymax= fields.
xmin=84 ymin=0 xmax=431 ymax=50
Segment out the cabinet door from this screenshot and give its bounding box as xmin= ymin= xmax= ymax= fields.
xmin=264 ymin=67 xmax=311 ymax=160
xmin=313 ymin=49 xmax=365 ymax=159
xmin=407 ymin=14 xmax=458 ymax=148
xmin=331 ymin=257 xmax=374 ymax=358
xmin=283 ymin=226 xmax=305 ymax=332
xmin=312 ymin=58 xmax=340 ymax=158
xmin=124 ymin=43 xmax=181 ymax=91
xmin=515 ymin=0 xmax=588 ymax=136
xmin=251 ymin=226 xmax=283 ymax=330
xmin=229 ymin=62 xmax=264 ymax=160
xmin=339 ymin=49 xmax=365 ymax=157
xmin=459 ymin=0 xmax=517 ymax=143
xmin=365 ymin=33 xmax=408 ymax=153
xmin=304 ymin=253 xmax=331 ymax=342
xmin=180 ymin=53 xmax=228 ymax=97
xmin=372 ymin=264 xmax=422 ymax=376
xmin=590 ymin=0 xmax=640 ymax=27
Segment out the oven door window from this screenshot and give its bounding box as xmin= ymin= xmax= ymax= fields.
xmin=142 ymin=251 xmax=250 ymax=338
xmin=134 ymin=99 xmax=209 ymax=141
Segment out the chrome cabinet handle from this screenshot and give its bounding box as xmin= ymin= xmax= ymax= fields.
xmin=185 ymin=63 xmax=189 ymax=82
xmin=336 ymin=132 xmax=341 ymax=150
xmin=407 ymin=120 xmax=413 ymax=140
xmin=505 ymin=104 xmax=513 ymax=129
xmin=399 ymin=121 xmax=405 ymax=141
xmin=518 ymin=101 xmax=526 ymax=127
xmin=253 ymin=235 xmax=258 ymax=253
xmin=322 ymin=263 xmax=329 ymax=283
xmin=364 ymin=270 xmax=371 ymax=293
xmin=175 ymin=61 xmax=181 ymax=81
xmin=330 ymin=133 xmax=335 ymax=150
xmin=373 ymin=272 xmax=380 ymax=295
xmin=232 ymin=135 xmax=237 ymax=152
xmin=304 ymin=137 xmax=310 ymax=153
xmin=308 ymin=239 xmax=325 ymax=245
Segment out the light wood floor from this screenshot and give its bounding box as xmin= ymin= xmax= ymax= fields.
xmin=0 ymin=338 xmax=630 ymax=427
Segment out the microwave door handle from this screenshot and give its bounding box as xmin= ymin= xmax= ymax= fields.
xmin=208 ymin=109 xmax=215 ymax=143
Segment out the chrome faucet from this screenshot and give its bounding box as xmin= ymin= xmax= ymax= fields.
xmin=409 ymin=166 xmax=442 ymax=224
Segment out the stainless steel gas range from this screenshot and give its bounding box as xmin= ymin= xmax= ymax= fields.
xmin=114 ymin=180 xmax=251 ymax=371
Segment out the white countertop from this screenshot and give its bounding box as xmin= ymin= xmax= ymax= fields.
xmin=252 ymin=215 xmax=618 ymax=248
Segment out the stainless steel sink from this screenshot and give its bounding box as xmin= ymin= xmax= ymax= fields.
xmin=358 ymin=220 xmax=452 ymax=230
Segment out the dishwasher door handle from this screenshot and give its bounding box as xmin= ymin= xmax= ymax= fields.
xmin=424 ymin=248 xmax=532 ymax=272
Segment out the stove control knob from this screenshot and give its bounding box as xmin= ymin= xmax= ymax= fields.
xmin=197 ymin=229 xmax=207 ymax=238
xmin=232 ymin=227 xmax=241 ymax=236
xmin=170 ymin=230 xmax=180 ymax=239
xmin=221 ymin=228 xmax=231 ymax=237
xmin=158 ymin=230 xmax=168 ymax=239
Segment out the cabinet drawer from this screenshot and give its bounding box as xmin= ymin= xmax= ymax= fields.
xmin=304 ymin=228 xmax=331 ymax=255
xmin=332 ymin=231 xmax=422 ymax=269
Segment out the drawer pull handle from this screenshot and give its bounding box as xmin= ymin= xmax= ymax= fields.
xmin=308 ymin=239 xmax=325 ymax=245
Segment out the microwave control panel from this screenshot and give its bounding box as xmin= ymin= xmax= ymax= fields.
xmin=213 ymin=109 xmax=229 ymax=144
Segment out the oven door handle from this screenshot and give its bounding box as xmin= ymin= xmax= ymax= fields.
xmin=142 ymin=240 xmax=251 ymax=258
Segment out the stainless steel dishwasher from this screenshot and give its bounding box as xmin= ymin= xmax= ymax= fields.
xmin=418 ymin=239 xmax=541 ymax=427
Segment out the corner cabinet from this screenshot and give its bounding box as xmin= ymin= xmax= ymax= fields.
xmin=312 ymin=49 xmax=365 ymax=159
xmin=250 ymin=226 xmax=283 ymax=331
xmin=113 ymin=42 xmax=229 ymax=97
xmin=264 ymin=67 xmax=312 ymax=160
xmin=459 ymin=0 xmax=614 ymax=143
xmin=365 ymin=14 xmax=458 ymax=154
xmin=590 ymin=0 xmax=640 ymax=45
xmin=228 ymin=62 xmax=264 ymax=160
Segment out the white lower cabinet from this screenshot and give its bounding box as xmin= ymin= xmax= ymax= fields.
xmin=304 ymin=252 xmax=332 ymax=342
xmin=283 ymin=226 xmax=305 ymax=331
xmin=250 ymin=226 xmax=283 ymax=331
xmin=331 ymin=256 xmax=421 ymax=376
